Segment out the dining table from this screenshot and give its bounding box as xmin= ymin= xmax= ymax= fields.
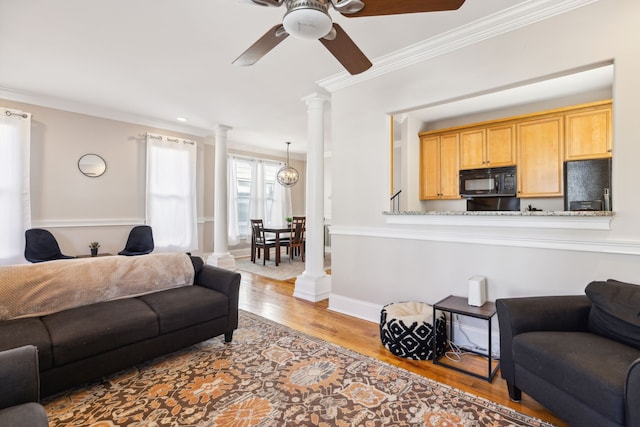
xmin=262 ymin=225 xmax=293 ymax=266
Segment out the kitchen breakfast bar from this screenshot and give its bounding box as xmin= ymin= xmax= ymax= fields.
xmin=384 ymin=210 xmax=614 ymax=230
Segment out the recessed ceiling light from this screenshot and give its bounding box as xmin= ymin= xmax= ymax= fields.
xmin=176 ymin=117 xmax=187 ymax=122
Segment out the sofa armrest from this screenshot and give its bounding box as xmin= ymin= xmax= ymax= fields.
xmin=0 ymin=345 xmax=40 ymax=409
xmin=496 ymin=295 xmax=591 ymax=387
xmin=195 ymin=265 xmax=241 ymax=336
xmin=626 ymin=357 xmax=640 ymax=426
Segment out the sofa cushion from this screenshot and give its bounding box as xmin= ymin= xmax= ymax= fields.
xmin=137 ymin=286 xmax=228 ymax=334
xmin=0 ymin=318 xmax=53 ymax=370
xmin=585 ymin=279 xmax=640 ymax=349
xmin=42 ymin=299 xmax=158 ymax=366
xmin=513 ymin=331 xmax=640 ymax=425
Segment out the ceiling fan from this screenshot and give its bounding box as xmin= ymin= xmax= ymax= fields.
xmin=233 ymin=0 xmax=466 ymax=75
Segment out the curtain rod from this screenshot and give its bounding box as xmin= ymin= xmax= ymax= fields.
xmin=228 ymin=153 xmax=284 ymax=165
xmin=139 ymin=132 xmax=195 ymax=145
xmin=5 ymin=110 xmax=28 ymax=119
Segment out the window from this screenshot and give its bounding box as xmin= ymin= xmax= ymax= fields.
xmin=228 ymin=156 xmax=291 ymax=243
xmin=0 ymin=108 xmax=31 ymax=264
xmin=0 ymin=108 xmax=31 ymax=265
xmin=235 ymin=159 xmax=252 ymax=237
xmin=145 ymin=134 xmax=198 ymax=252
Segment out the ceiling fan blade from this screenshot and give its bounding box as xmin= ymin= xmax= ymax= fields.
xmin=233 ymin=25 xmax=289 ymax=66
xmin=319 ymin=24 xmax=372 ymax=75
xmin=341 ymin=0 xmax=465 ymax=17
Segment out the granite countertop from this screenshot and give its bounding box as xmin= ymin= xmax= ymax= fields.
xmin=383 ymin=210 xmax=614 ymax=217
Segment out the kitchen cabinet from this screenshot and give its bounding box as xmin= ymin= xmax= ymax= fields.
xmin=565 ymin=104 xmax=612 ymax=160
xmin=459 ymin=125 xmax=515 ymax=169
xmin=420 ymin=133 xmax=459 ymax=200
xmin=486 ymin=124 xmax=516 ymax=167
xmin=459 ymin=129 xmax=485 ymax=169
xmin=418 ymin=100 xmax=611 ymax=202
xmin=517 ymin=116 xmax=564 ymax=198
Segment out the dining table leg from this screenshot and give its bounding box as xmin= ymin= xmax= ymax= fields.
xmin=275 ymin=233 xmax=280 ymax=266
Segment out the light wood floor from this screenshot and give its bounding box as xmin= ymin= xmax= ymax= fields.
xmin=238 ymin=270 xmax=568 ymax=427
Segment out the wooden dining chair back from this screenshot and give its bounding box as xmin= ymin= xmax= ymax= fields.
xmin=286 ymin=221 xmax=305 ymax=263
xmin=292 ymin=216 xmax=305 ymax=229
xmin=251 ymin=219 xmax=276 ymax=265
xmin=250 ymin=219 xmax=261 ymax=262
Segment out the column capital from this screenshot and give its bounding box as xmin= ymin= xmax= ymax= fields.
xmin=302 ymin=92 xmax=330 ymax=106
xmin=215 ymin=125 xmax=232 ymax=137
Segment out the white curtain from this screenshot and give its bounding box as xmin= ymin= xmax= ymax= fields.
xmin=270 ymin=166 xmax=288 ymax=224
xmin=248 ymin=160 xmax=265 ymax=222
xmin=0 ymin=108 xmax=31 ymax=265
xmin=227 ymin=157 xmax=240 ymax=246
xmin=145 ymin=133 xmax=198 ymax=252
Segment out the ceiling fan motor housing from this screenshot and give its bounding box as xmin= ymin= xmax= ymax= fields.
xmin=283 ymin=0 xmax=333 ymax=40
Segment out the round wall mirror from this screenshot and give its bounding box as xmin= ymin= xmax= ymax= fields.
xmin=78 ymin=154 xmax=107 ymax=177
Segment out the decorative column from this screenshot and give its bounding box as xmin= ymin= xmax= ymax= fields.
xmin=294 ymin=92 xmax=331 ymax=301
xmin=207 ymin=125 xmax=236 ymax=270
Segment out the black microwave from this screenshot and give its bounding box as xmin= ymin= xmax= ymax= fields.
xmin=459 ymin=166 xmax=517 ymax=197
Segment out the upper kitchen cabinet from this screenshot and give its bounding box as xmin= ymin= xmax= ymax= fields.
xmin=459 ymin=129 xmax=485 ymax=169
xmin=420 ymin=133 xmax=459 ymax=200
xmin=459 ymin=125 xmax=516 ymax=170
xmin=517 ymin=116 xmax=564 ymax=198
xmin=565 ymin=102 xmax=612 ymax=160
xmin=418 ymin=99 xmax=612 ymax=202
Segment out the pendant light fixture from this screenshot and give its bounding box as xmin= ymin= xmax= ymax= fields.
xmin=277 ymin=141 xmax=299 ymax=187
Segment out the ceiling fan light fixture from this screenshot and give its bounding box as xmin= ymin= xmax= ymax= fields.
xmin=283 ymin=0 xmax=332 ymax=40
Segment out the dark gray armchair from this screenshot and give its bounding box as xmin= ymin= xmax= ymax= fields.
xmin=497 ymin=285 xmax=640 ymax=427
xmin=0 ymin=345 xmax=49 ymax=427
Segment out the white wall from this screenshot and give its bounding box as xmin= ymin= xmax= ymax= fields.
xmin=0 ymin=99 xmax=306 ymax=259
xmin=328 ymin=0 xmax=640 ymax=323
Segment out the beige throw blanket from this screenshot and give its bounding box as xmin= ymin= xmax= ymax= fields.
xmin=0 ymin=252 xmax=195 ymax=320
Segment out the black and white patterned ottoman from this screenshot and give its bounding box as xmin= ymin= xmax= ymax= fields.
xmin=380 ymin=301 xmax=447 ymax=360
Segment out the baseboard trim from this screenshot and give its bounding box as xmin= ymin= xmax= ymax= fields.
xmin=328 ymin=293 xmax=382 ymax=324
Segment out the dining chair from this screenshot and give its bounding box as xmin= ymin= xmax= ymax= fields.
xmin=251 ymin=219 xmax=277 ymax=265
xmin=250 ymin=219 xmax=263 ymax=262
xmin=290 ymin=216 xmax=305 ymax=257
xmin=284 ymin=221 xmax=305 ymax=263
xmin=118 ymin=225 xmax=154 ymax=256
xmin=24 ymin=228 xmax=75 ymax=263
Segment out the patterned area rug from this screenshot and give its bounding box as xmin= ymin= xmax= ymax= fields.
xmin=43 ymin=311 xmax=554 ymax=426
xmin=235 ymin=253 xmax=331 ymax=281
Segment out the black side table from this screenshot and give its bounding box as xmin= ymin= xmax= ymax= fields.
xmin=432 ymin=295 xmax=499 ymax=382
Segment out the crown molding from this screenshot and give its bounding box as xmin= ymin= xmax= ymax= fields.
xmin=0 ymin=86 xmax=211 ymax=137
xmin=317 ymin=0 xmax=601 ymax=92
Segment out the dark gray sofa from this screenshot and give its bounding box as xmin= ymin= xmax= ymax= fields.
xmin=0 ymin=345 xmax=49 ymax=427
xmin=0 ymin=256 xmax=240 ymax=397
xmin=497 ymin=279 xmax=640 ymax=427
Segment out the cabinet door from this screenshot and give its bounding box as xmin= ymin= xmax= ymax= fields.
xmin=440 ymin=133 xmax=460 ymax=198
xmin=486 ymin=124 xmax=516 ymax=167
xmin=459 ymin=129 xmax=485 ymax=169
xmin=517 ymin=117 xmax=563 ymax=197
xmin=420 ymin=136 xmax=440 ymax=200
xmin=565 ymin=105 xmax=612 ymax=160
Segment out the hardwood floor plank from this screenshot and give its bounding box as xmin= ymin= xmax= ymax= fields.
xmin=238 ymin=271 xmax=568 ymax=427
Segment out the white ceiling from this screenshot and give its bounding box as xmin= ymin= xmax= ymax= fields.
xmin=0 ymin=0 xmax=607 ymax=156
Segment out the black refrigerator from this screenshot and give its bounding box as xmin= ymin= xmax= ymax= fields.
xmin=564 ymin=158 xmax=612 ymax=211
